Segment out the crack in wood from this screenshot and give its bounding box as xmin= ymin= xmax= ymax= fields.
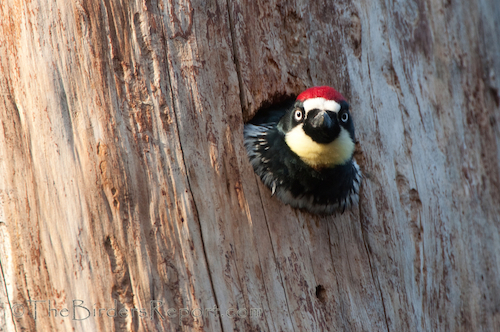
xmin=255 ymin=180 xmax=297 ymax=332
xmin=0 ymin=240 xmax=19 ymax=332
xmin=359 ymin=204 xmax=391 ymax=332
xmin=163 ymin=35 xmax=225 ymax=331
xmin=226 ymin=0 xmax=247 ymax=115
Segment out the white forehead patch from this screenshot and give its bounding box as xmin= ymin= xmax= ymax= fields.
xmin=302 ymin=97 xmax=341 ymax=114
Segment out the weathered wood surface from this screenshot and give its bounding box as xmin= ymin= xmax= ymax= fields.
xmin=1 ymin=0 xmax=499 ymax=331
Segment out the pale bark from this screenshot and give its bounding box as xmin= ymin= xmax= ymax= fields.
xmin=1 ymin=0 xmax=499 ymax=331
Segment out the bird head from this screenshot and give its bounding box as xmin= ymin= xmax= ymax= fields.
xmin=278 ymin=86 xmax=355 ymax=168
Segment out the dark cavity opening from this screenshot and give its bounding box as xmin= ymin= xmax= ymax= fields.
xmin=315 ymin=284 xmax=327 ymax=303
xmin=246 ymin=95 xmax=296 ymax=126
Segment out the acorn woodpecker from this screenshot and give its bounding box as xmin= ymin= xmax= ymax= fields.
xmin=244 ymin=86 xmax=361 ymax=214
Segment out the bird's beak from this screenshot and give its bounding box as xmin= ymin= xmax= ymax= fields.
xmin=309 ymin=110 xmax=333 ymax=129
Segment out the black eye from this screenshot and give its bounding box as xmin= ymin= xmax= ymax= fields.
xmin=340 ymin=112 xmax=349 ymax=123
xmin=294 ymin=109 xmax=303 ymax=121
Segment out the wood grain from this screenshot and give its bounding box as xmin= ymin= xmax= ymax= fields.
xmin=1 ymin=0 xmax=499 ymax=331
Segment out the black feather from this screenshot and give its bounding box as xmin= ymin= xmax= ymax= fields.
xmin=244 ymin=117 xmax=361 ymax=215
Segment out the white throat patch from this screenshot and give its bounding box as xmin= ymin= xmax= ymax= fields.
xmin=285 ymin=125 xmax=354 ymax=168
xmin=302 ymin=97 xmax=341 ymax=114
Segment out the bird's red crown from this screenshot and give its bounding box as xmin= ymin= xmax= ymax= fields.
xmin=296 ymin=86 xmax=345 ymax=103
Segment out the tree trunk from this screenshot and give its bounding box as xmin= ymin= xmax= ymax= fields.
xmin=1 ymin=0 xmax=499 ymax=331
